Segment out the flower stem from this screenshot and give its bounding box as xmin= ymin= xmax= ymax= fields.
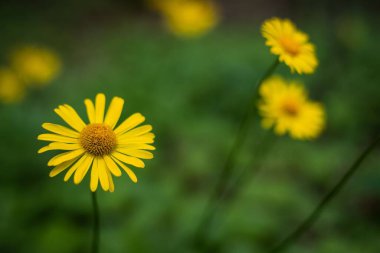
xmin=91 ymin=191 xmax=100 ymax=253
xmin=223 ymin=131 xmax=276 ymax=201
xmin=191 ymin=59 xmax=279 ymax=250
xmin=268 ymin=135 xmax=380 ymax=253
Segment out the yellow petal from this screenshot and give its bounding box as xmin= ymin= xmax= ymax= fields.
xmin=74 ymin=155 xmax=94 ymax=184
xmin=47 ymin=149 xmax=85 ymax=166
xmin=117 ymin=133 xmax=155 ymax=145
xmin=62 ymin=104 xmax=87 ymax=128
xmin=98 ymin=158 xmax=109 ymax=191
xmin=64 ymin=154 xmax=87 ymax=182
xmin=42 ymin=123 xmax=80 ymax=138
xmin=112 ymin=152 xmax=145 ymax=168
xmin=116 ymin=143 xmax=156 ymax=150
xmin=38 ymin=143 xmax=81 ymax=153
xmin=119 ymin=132 xmax=155 ymax=140
xmin=90 ymin=158 xmax=99 ymax=192
xmin=114 ymin=113 xmax=145 ymax=135
xmin=84 ymin=99 xmax=96 ymax=123
xmin=112 ymin=157 xmax=138 ymax=183
xmin=116 ymin=148 xmax=153 ymax=159
xmin=54 ymin=105 xmax=85 ymax=132
xmin=104 ymin=97 xmax=124 ymax=129
xmin=121 ymin=125 xmax=152 ymax=137
xmin=103 ymin=155 xmax=122 ymax=176
xmin=49 ymin=158 xmax=77 ymax=177
xmin=47 ymin=142 xmax=81 ymax=150
xmin=95 ymin=93 xmax=106 ymax=123
xmin=38 ymin=133 xmax=78 ymax=143
xmin=106 ymin=169 xmax=115 ymax=192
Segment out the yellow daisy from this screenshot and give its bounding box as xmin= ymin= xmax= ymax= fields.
xmin=38 ymin=93 xmax=155 ymax=192
xmin=0 ymin=68 xmax=25 ymax=104
xmin=10 ymin=45 xmax=61 ymax=86
xmin=258 ymin=76 xmax=325 ymax=140
xmin=261 ymin=17 xmax=318 ymax=74
xmin=153 ymin=0 xmax=219 ymax=38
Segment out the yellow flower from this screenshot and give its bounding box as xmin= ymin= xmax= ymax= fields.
xmin=10 ymin=46 xmax=61 ymax=86
xmin=154 ymin=0 xmax=219 ymax=38
xmin=0 ymin=68 xmax=25 ymax=104
xmin=38 ymin=93 xmax=155 ymax=192
xmin=258 ymin=76 xmax=325 ymax=140
xmin=261 ymin=17 xmax=318 ymax=74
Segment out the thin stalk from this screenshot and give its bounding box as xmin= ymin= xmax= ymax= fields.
xmin=191 ymin=59 xmax=279 ymax=250
xmin=268 ymin=135 xmax=380 ymax=253
xmin=223 ymin=132 xmax=276 ymax=201
xmin=199 ymin=133 xmax=277 ymax=252
xmin=91 ymin=191 xmax=100 ymax=253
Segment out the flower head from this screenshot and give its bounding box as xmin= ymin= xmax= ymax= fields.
xmin=258 ymin=76 xmax=325 ymax=140
xmin=261 ymin=17 xmax=318 ymax=74
xmin=10 ymin=46 xmax=61 ymax=86
xmin=0 ymin=68 xmax=25 ymax=104
xmin=153 ymin=0 xmax=219 ymax=38
xmin=38 ymin=93 xmax=155 ymax=192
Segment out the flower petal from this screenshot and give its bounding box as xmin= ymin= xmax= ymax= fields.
xmin=116 ymin=143 xmax=156 ymax=150
xmin=38 ymin=143 xmax=81 ymax=153
xmin=121 ymin=125 xmax=152 ymax=137
xmin=90 ymin=158 xmax=99 ymax=192
xmin=112 ymin=152 xmax=145 ymax=168
xmin=74 ymin=155 xmax=94 ymax=184
xmin=104 ymin=97 xmax=124 ymax=129
xmin=47 ymin=149 xmax=85 ymax=166
xmin=63 ymin=154 xmax=87 ymax=181
xmin=49 ymin=158 xmax=77 ymax=177
xmin=84 ymin=99 xmax=96 ymax=124
xmin=103 ymin=155 xmax=122 ymax=177
xmin=114 ymin=113 xmax=145 ymax=135
xmin=116 ymin=148 xmax=153 ymax=159
xmin=117 ymin=133 xmax=155 ymax=145
xmin=38 ymin=133 xmax=78 ymax=143
xmin=42 ymin=123 xmax=80 ymax=138
xmin=62 ymin=104 xmax=87 ymax=127
xmin=106 ymin=168 xmax=115 ymax=192
xmin=112 ymin=157 xmax=138 ymax=183
xmin=98 ymin=157 xmax=109 ymax=191
xmin=95 ymin=93 xmax=106 ymax=123
xmin=54 ymin=105 xmax=86 ymax=132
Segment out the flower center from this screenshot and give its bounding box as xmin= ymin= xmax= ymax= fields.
xmin=80 ymin=123 xmax=117 ymax=156
xmin=282 ymin=100 xmax=299 ymax=117
xmin=280 ymin=37 xmax=300 ymax=56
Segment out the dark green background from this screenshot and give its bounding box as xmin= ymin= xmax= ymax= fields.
xmin=0 ymin=0 xmax=379 ymax=252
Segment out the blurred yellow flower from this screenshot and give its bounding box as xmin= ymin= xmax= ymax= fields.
xmin=10 ymin=46 xmax=61 ymax=86
xmin=258 ymin=76 xmax=325 ymax=140
xmin=38 ymin=93 xmax=155 ymax=192
xmin=0 ymin=68 xmax=25 ymax=104
xmin=153 ymin=0 xmax=219 ymax=38
xmin=261 ymin=18 xmax=318 ymax=74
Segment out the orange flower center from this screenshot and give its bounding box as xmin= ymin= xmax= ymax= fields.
xmin=280 ymin=37 xmax=301 ymax=56
xmin=80 ymin=123 xmax=116 ymax=156
xmin=282 ymin=100 xmax=300 ymax=117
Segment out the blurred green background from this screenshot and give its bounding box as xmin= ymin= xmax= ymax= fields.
xmin=0 ymin=0 xmax=380 ymax=252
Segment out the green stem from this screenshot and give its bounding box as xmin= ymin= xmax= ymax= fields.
xmin=268 ymin=135 xmax=380 ymax=253
xmin=191 ymin=59 xmax=279 ymax=250
xmin=91 ymin=191 xmax=99 ymax=253
xmin=223 ymin=132 xmax=276 ymax=201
